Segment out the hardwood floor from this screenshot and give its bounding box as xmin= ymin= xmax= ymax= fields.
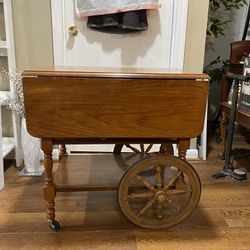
xmin=0 ymin=134 xmax=250 ymax=250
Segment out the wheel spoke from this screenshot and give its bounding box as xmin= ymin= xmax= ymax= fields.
xmin=125 ymin=144 xmax=141 ymax=154
xmin=166 ymin=189 xmax=192 ymax=195
xmin=155 ymin=165 xmax=163 ymax=188
xmin=136 ymin=175 xmax=156 ymax=191
xmin=137 ymin=198 xmax=155 ymax=217
xmin=140 ymin=144 xmax=145 ymax=153
xmin=165 ymin=199 xmax=181 ymax=211
xmin=164 ymin=171 xmax=183 ymax=190
xmin=155 ymin=204 xmax=163 ymax=220
xmin=145 ymin=144 xmax=153 ymax=153
xmin=127 ymin=191 xmax=154 ymax=199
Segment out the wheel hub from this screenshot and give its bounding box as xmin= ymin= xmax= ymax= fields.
xmin=155 ymin=191 xmax=167 ymax=204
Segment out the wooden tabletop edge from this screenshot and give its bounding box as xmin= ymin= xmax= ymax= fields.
xmin=22 ymin=70 xmax=209 ymax=80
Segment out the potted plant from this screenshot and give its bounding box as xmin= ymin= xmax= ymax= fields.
xmin=204 ymin=0 xmax=247 ymax=122
xmin=205 ymin=0 xmax=247 ymax=78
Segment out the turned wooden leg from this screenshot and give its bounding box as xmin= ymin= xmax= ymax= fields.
xmin=220 ymin=110 xmax=227 ymax=160
xmin=176 ymin=139 xmax=190 ymax=189
xmin=42 ymin=138 xmax=56 ymax=221
xmin=59 ymin=144 xmax=68 ymax=161
xmin=178 ymin=138 xmax=190 ymax=160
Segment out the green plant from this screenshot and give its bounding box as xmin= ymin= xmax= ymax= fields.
xmin=207 ymin=0 xmax=247 ymax=38
xmin=204 ymin=56 xmax=229 ymax=83
xmin=205 ymin=0 xmax=247 ymax=81
xmin=2 ymin=69 xmax=25 ymax=116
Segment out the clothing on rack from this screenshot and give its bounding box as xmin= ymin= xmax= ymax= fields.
xmin=87 ymin=10 xmax=148 ymax=33
xmin=75 ymin=0 xmax=161 ymax=17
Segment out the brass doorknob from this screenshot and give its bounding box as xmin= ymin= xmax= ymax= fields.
xmin=68 ymin=26 xmax=79 ymax=37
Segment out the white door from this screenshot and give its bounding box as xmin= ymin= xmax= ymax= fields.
xmin=51 ymin=0 xmax=189 ymax=153
xmin=0 ymin=105 xmax=4 ymax=189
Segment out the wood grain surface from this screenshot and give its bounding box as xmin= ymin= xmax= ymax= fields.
xmin=23 ymin=75 xmax=208 ymax=139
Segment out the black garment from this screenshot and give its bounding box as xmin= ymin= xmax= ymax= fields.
xmin=87 ymin=10 xmax=148 ymax=33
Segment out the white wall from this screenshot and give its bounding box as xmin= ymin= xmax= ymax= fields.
xmin=11 ymin=0 xmax=53 ymax=70
xmin=184 ymin=0 xmax=209 ymax=73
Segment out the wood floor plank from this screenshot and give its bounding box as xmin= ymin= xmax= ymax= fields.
xmin=0 ymin=132 xmax=250 ymax=249
xmin=135 ymin=229 xmax=232 ymax=250
xmin=0 ymin=231 xmax=137 ymax=250
xmin=220 ymin=208 xmax=250 ymax=228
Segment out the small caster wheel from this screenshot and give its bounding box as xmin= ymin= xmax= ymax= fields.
xmin=49 ymin=220 xmax=61 ymax=232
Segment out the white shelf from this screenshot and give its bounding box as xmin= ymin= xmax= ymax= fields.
xmin=0 ymin=41 xmax=7 ymax=57
xmin=2 ymin=137 xmax=14 ymax=157
xmin=1 ymin=0 xmax=22 ymax=190
xmin=1 ymin=99 xmax=15 ymax=158
xmin=0 ymin=91 xmax=10 ymax=106
xmin=0 ymin=40 xmax=7 ymax=48
xmin=0 ymin=48 xmax=7 ymax=57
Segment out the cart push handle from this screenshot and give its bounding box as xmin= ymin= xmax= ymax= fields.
xmin=226 ymin=72 xmax=250 ymax=82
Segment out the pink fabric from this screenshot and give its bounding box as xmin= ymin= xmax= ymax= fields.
xmin=76 ymin=3 xmax=161 ymax=18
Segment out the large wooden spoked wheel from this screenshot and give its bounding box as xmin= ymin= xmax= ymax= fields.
xmin=113 ymin=143 xmax=174 ymax=171
xmin=118 ymin=155 xmax=201 ymax=229
xmin=113 ymin=144 xmax=174 ymax=155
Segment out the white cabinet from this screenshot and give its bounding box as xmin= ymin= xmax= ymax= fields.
xmin=0 ymin=0 xmax=22 ymax=189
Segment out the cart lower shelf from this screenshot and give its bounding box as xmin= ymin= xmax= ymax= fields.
xmin=50 ymin=153 xmax=201 ymax=231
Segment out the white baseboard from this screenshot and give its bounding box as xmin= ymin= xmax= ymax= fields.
xmin=39 ymin=149 xmax=60 ymax=162
xmin=197 ymin=144 xmax=206 ymax=160
xmin=52 ymin=149 xmax=60 ymax=161
xmin=53 ymin=146 xmax=199 ymax=160
xmin=186 ymin=149 xmax=199 ymax=159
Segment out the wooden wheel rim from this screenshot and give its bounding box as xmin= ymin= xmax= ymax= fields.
xmin=118 ymin=155 xmax=201 ymax=229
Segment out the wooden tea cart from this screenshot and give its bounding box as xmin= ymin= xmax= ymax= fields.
xmin=22 ymin=67 xmax=209 ymax=231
